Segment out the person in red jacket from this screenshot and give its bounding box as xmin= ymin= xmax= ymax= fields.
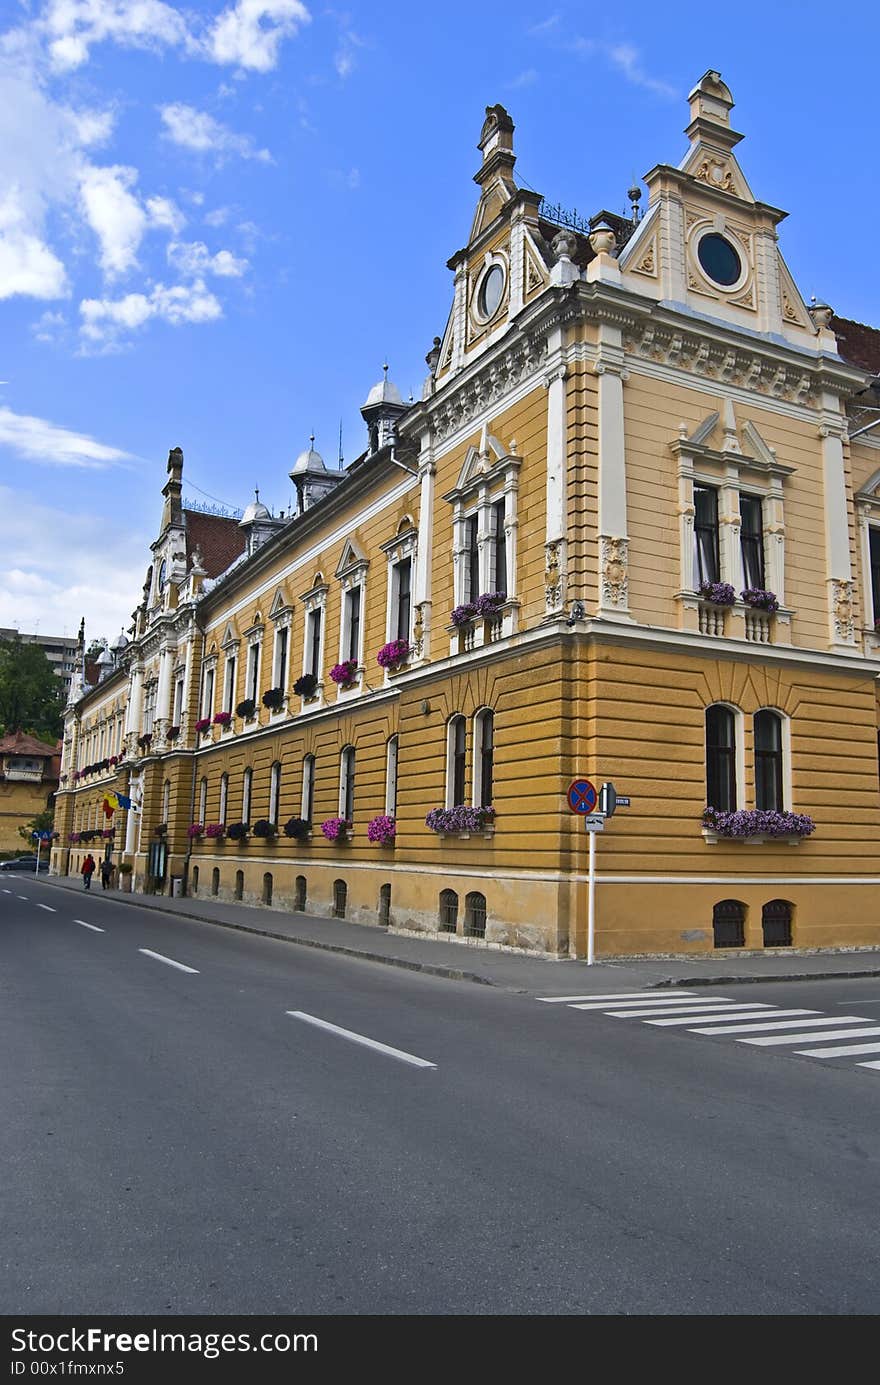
xmin=81 ymin=854 xmax=96 ymax=890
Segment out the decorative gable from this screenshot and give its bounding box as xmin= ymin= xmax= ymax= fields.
xmin=335 ymin=537 xmax=369 ymax=580
xmin=444 ymin=426 xmax=521 ymax=505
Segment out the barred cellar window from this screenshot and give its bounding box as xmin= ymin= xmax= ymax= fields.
xmin=439 ymin=889 xmax=458 ymax=933
xmin=762 ymin=899 xmax=793 ymax=947
xmin=464 ymin=891 xmax=487 ymax=939
xmin=378 ymin=883 xmax=391 ymax=926
xmin=294 ymin=875 xmax=307 ymax=911
xmin=333 ymin=879 xmax=347 ymax=918
xmin=211 ymin=867 xmax=220 ymax=897
xmin=262 ymin=872 xmax=273 ymax=906
xmin=234 ymin=869 xmax=244 ymax=901
xmin=713 ymin=899 xmax=745 ymax=948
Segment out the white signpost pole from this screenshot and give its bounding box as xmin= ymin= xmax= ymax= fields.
xmin=587 ymin=824 xmax=596 ymax=966
xmin=34 ymin=836 xmax=41 ymax=876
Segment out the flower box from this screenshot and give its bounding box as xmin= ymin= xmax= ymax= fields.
xmin=376 ymin=639 xmax=410 ymax=671
xmin=137 ymin=734 xmax=153 ymax=750
xmin=701 ymin=808 xmax=815 ymax=841
xmin=321 ymin=817 xmax=352 ymax=842
xmin=283 ymin=817 xmax=311 ymax=840
xmin=213 ymin=711 xmax=233 ymax=727
xmin=187 ymin=822 xmax=204 ymax=839
xmin=252 ymin=819 xmax=278 ymax=839
xmin=329 ymin=660 xmax=359 ymax=688
xmin=194 ymin=718 xmax=212 ymax=734
xmin=166 ymin=725 xmax=180 ymax=741
xmin=226 ymin=822 xmax=249 ymax=842
xmin=699 ymin=582 xmax=735 ymax=607
xmin=293 ymin=673 xmax=319 ymax=699
xmin=741 ymin=589 xmax=779 ymax=613
xmin=262 ymin=687 xmax=285 ymax=713
xmin=367 ymin=814 xmax=396 ymax=845
xmin=204 ymin=823 xmax=226 ymax=840
xmin=425 ymin=805 xmax=496 ymax=835
xmin=236 ymin=699 xmax=256 ymax=719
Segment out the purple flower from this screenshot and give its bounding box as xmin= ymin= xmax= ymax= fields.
xmin=741 ymin=589 xmax=779 ymax=613
xmin=204 ymin=822 xmax=225 ymax=839
xmin=702 ymin=807 xmax=815 ymax=838
xmin=213 ymin=711 xmax=232 ymax=726
xmin=474 ymin=591 xmax=506 ymax=617
xmin=329 ymin=659 xmax=359 ymax=686
xmin=699 ymin=582 xmax=736 ymax=606
xmin=194 ymin=717 xmax=211 ymax=734
xmin=321 ymin=817 xmax=351 ymax=841
xmin=367 ymin=814 xmax=396 ymax=844
xmin=425 ymin=804 xmax=496 ymax=834
xmin=376 ymin=639 xmax=411 ymax=669
xmin=451 ymin=602 xmax=476 ymax=627
xmin=187 ymin=822 xmax=204 ymax=838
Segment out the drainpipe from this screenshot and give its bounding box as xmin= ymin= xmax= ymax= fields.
xmin=182 ymin=619 xmax=206 ymax=896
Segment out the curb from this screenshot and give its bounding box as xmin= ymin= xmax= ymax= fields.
xmin=659 ymin=968 xmax=880 ymax=988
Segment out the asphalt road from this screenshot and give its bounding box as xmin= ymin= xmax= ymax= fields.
xmin=2 ymin=874 xmax=879 ymax=1315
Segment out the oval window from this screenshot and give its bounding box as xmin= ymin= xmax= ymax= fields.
xmin=479 ymin=265 xmax=505 ymax=319
xmin=158 ymin=559 xmax=167 ymax=591
xmin=697 ymin=233 xmax=742 ymax=288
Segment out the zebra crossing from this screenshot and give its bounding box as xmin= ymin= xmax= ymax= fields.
xmin=537 ymin=990 xmax=880 ymax=1073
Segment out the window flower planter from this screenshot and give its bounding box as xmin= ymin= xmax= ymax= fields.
xmin=187 ymin=823 xmax=204 ymax=839
xmin=329 ymin=660 xmax=359 ymax=688
xmin=701 ymin=808 xmax=815 ymax=844
xmin=262 ymin=687 xmax=285 ymax=713
xmin=293 ymin=673 xmax=319 ymax=699
xmin=137 ymin=734 xmax=153 ymax=751
xmin=698 ymin=582 xmax=735 ymax=606
xmin=236 ymin=699 xmax=256 ymax=720
xmin=283 ymin=817 xmax=311 ymax=841
xmin=194 ymin=718 xmax=212 ymax=734
xmin=204 ymin=823 xmax=226 ymax=840
xmin=213 ymin=711 xmax=233 ymax=728
xmin=367 ymin=814 xmax=396 ymax=845
xmin=252 ymin=819 xmax=278 ymax=839
xmin=425 ymin=805 xmax=496 ymax=836
xmin=226 ymin=822 xmax=249 ymax=842
xmin=321 ymin=817 xmax=352 ymax=842
xmin=166 ymin=725 xmax=180 ymax=741
xmin=741 ymin=589 xmax=779 ymax=613
xmin=376 ymin=639 xmax=410 ymax=671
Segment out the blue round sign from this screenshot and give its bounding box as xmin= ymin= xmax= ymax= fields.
xmin=566 ymin=778 xmax=598 ymax=814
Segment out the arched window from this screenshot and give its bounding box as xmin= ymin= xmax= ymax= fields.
xmin=219 ymin=772 xmax=228 ymax=825
xmin=713 ymin=899 xmax=745 ymax=948
xmin=162 ymin=778 xmax=170 ymax=824
xmin=339 ymin=746 xmax=355 ymax=821
xmin=242 ymin=767 xmax=253 ymax=825
xmin=446 ymin=715 xmax=467 ymax=807
xmin=211 ymin=867 xmax=220 ymax=896
xmin=333 ymin=878 xmax=347 ymax=918
xmin=198 ymin=776 xmax=208 ymax=823
xmin=762 ymin=899 xmax=793 ymax=947
xmin=262 ymin=872 xmax=273 ymax=906
xmin=301 ymin=754 xmax=315 ymax=823
xmin=439 ymin=889 xmax=458 ymax=933
xmin=705 ymin=705 xmax=736 ymax=811
xmin=192 ymin=865 xmax=199 ymax=893
xmin=294 ymin=875 xmax=307 ymax=911
xmin=269 ymin=761 xmax=281 ymax=826
xmin=754 ymin=710 xmax=784 ymax=811
xmin=234 ymin=869 xmax=244 ymax=901
xmin=385 ymin=735 xmax=398 ymax=816
xmin=473 ymin=709 xmax=494 ymax=808
xmin=378 ymin=882 xmax=391 ymax=926
xmin=464 ymin=891 xmax=487 ymax=939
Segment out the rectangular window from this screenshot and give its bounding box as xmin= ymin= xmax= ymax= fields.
xmin=740 ymin=495 xmax=765 ymax=591
xmin=201 ymin=667 xmax=215 ymax=721
xmin=452 ymin=718 xmax=466 ymax=806
xmin=308 ymin=609 xmax=322 ymax=678
xmin=492 ymin=500 xmax=506 ymax=594
xmin=465 ymin=514 xmax=480 ymax=602
xmin=223 ymin=656 xmax=236 ymax=713
xmin=706 ymin=706 xmax=736 ymax=812
xmin=247 ymin=644 xmax=260 ymax=703
xmin=395 ymin=558 xmax=411 ymax=641
xmin=694 ymin=486 xmax=720 ymax=588
xmin=273 ymin=627 xmax=288 ymax=689
xmin=870 ymin=529 xmax=880 ymax=624
xmin=345 ymin=586 xmax=361 ymax=662
xmin=172 ymin=676 xmax=184 ymax=726
xmin=754 ymin=712 xmax=784 ymax=812
xmin=479 ymin=712 xmax=494 ymax=808
xmin=302 ymin=756 xmax=315 ymax=822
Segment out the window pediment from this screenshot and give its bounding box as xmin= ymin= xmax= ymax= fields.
xmin=335 ymin=538 xmax=369 ymax=580
xmin=443 ymin=430 xmax=521 ymax=505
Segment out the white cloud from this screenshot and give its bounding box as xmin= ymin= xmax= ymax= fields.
xmin=203 ymin=206 xmax=230 ymax=227
xmin=79 ymin=277 xmax=222 ymax=347
xmin=67 ymin=105 xmax=116 ymax=147
xmin=78 ymin=163 xmax=146 ymax=277
xmin=206 ymin=1 xmax=311 ymax=73
xmin=40 ymin=0 xmax=192 ymax=72
xmin=0 ymin=189 xmax=68 ymax=299
xmin=0 ymin=486 xmax=150 ymax=635
xmin=159 ymin=102 xmax=272 ymax=163
xmin=31 ymin=309 xmax=68 ymax=343
xmin=507 ymin=68 xmax=539 ymax=89
xmin=605 ymin=43 xmax=677 ymax=99
xmin=167 ymin=239 xmax=248 ymax=278
xmin=146 ymin=195 xmax=185 ymax=233
xmin=0 ymin=404 xmax=134 ymax=467
xmin=332 ymin=22 xmax=363 ymax=80
xmin=326 ymin=167 xmax=360 ymax=191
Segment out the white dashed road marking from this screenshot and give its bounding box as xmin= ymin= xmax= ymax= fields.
xmin=139 ymin=949 xmax=199 ymax=975
xmin=75 ymin=920 xmax=104 ymax=932
xmin=35 ymin=904 xmax=55 ymax=912
xmin=287 ymin=1011 xmax=437 ymax=1069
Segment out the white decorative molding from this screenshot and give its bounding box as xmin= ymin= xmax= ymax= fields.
xmin=599 ymin=536 xmax=629 ymax=611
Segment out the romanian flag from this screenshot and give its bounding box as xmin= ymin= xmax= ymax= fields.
xmin=103 ymin=791 xmax=135 ymax=814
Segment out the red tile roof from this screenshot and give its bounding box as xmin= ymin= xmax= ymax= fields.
xmin=184 ymin=510 xmax=247 ymax=579
xmin=832 ymin=316 xmax=880 ymax=375
xmin=0 ymin=730 xmax=59 ymax=758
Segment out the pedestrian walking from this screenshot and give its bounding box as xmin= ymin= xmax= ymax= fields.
xmin=81 ymin=854 xmax=96 ymax=890
xmin=100 ymin=858 xmax=114 ymax=890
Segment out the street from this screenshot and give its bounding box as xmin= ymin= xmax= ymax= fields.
xmin=2 ymin=875 xmax=880 ymax=1316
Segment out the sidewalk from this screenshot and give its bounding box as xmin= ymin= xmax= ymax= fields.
xmin=40 ymin=873 xmax=880 ymax=997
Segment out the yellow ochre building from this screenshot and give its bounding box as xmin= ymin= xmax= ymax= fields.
xmin=53 ymin=73 xmax=880 ymax=957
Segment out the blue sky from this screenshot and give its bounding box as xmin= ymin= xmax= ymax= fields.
xmin=1 ymin=0 xmax=878 ymax=642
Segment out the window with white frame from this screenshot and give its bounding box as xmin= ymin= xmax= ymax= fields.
xmin=343 ymin=585 xmax=361 ymax=663
xmin=446 ymin=715 xmax=467 ymax=808
xmin=739 ymin=494 xmax=765 ymax=591
xmin=200 ymin=664 xmax=216 ymax=722
xmin=385 ymin=735 xmax=398 ymax=816
xmin=336 ymin=543 xmax=368 ymax=675
xmin=172 ymin=673 xmax=185 ymax=726
xmin=162 ymin=779 xmax=170 ymax=823
xmin=198 ymin=776 xmax=208 ymax=823
xmin=693 ymin=486 xmax=720 ymax=588
xmin=242 ymin=767 xmax=252 ymax=824
xmin=269 ymin=761 xmax=281 ymax=826
xmin=339 ymin=746 xmax=355 ymax=821
xmin=473 ymin=709 xmax=494 ymax=808
xmin=444 ymin=433 xmax=520 ymax=611
xmin=272 ymin=625 xmax=289 ymax=690
xmin=705 ymin=705 xmax=738 ymax=812
xmin=222 ymin=653 xmax=237 ymax=713
xmin=245 ymin=636 xmax=261 ymax=705
xmin=381 ymin=522 xmax=418 ymax=648
xmin=143 ymin=681 xmax=158 ymax=734
xmin=754 ymin=709 xmax=785 ymax=811
xmin=870 ymin=528 xmax=880 ymax=624
xmin=300 ymin=577 xmax=328 ymax=684
xmin=219 ymin=772 xmax=228 ymax=824
xmin=301 ymin=754 xmax=315 ymax=822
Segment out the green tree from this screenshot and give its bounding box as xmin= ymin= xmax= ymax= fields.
xmin=18 ymin=806 xmax=56 ymax=847
xmin=0 ymin=636 xmax=64 ymax=740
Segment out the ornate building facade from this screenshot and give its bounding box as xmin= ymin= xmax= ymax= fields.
xmin=53 ymin=73 xmax=880 ymax=956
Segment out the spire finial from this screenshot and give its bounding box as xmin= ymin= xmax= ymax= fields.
xmin=309 ymin=433 xmax=315 ymax=448
xmin=254 ymin=486 xmax=260 ymax=502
